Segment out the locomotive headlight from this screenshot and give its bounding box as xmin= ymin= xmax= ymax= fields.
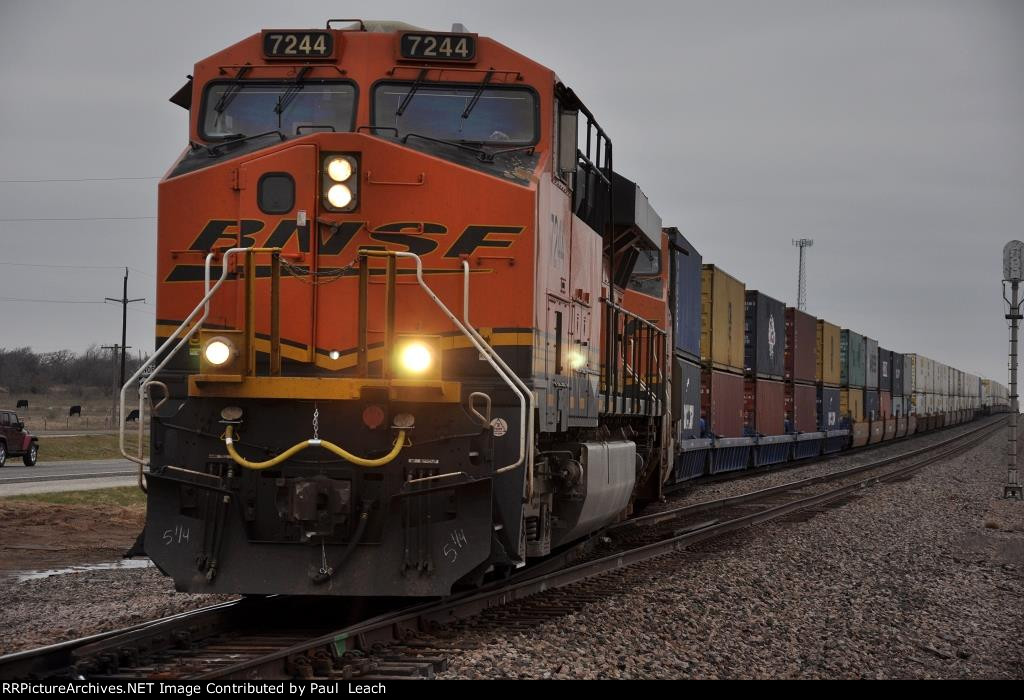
xmin=398 ymin=341 xmax=433 ymax=374
xmin=203 ymin=337 xmax=235 ymax=366
xmin=326 ymin=183 xmax=353 ymax=208
xmin=322 ymin=153 xmax=358 ymax=212
xmin=326 ymin=157 xmax=354 ymax=182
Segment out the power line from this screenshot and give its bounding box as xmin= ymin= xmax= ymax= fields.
xmin=0 ymin=261 xmax=155 ymax=277
xmin=0 ymin=176 xmax=160 ymax=183
xmin=0 ymin=216 xmax=155 ymax=222
xmin=0 ymin=296 xmax=108 ymax=304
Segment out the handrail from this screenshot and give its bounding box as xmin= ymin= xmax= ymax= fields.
xmin=462 ymin=261 xmax=534 ymax=499
xmin=119 ymin=247 xmax=281 ymax=491
xmin=359 ymin=250 xmax=530 ymax=493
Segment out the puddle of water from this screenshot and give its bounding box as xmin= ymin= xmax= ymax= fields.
xmin=13 ymin=558 xmax=153 ymax=582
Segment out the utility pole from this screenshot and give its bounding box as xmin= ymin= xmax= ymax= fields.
xmin=101 ymin=344 xmax=122 ymax=427
xmin=106 ymin=267 xmax=145 ymax=390
xmin=792 ymin=238 xmax=813 ymax=311
xmin=1002 ymin=241 xmax=1024 ymax=500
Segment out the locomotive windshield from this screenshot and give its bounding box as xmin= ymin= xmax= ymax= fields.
xmin=373 ymin=83 xmax=537 ymax=145
xmin=200 ymin=80 xmax=356 ymax=139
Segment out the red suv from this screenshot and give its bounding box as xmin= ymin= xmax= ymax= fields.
xmin=0 ymin=410 xmax=38 ymax=466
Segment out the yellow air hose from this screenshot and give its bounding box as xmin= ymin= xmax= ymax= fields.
xmin=223 ymin=424 xmax=407 ymax=470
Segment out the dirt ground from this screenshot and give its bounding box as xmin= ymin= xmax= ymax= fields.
xmin=0 ymin=499 xmax=144 ymax=574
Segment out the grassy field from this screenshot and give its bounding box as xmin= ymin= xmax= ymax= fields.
xmin=2 ymin=486 xmax=147 ymax=507
xmin=37 ymin=433 xmax=148 ymax=462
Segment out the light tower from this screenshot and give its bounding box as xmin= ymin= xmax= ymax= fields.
xmin=1002 ymin=240 xmax=1024 ymax=500
xmin=793 ymin=238 xmax=814 ymax=311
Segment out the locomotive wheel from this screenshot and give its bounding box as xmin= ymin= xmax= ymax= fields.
xmin=22 ymin=443 xmax=37 ymax=467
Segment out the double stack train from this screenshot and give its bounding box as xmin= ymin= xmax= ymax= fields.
xmin=126 ymin=20 xmax=1009 ymax=598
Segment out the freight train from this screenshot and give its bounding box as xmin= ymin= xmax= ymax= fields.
xmin=121 ymin=19 xmax=1010 ymax=598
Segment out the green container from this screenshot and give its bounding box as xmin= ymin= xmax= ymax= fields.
xmin=840 ymin=329 xmax=866 ymax=388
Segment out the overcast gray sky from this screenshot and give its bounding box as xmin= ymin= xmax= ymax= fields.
xmin=0 ymin=0 xmax=1021 ymax=383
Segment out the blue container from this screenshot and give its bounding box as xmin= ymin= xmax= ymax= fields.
xmin=674 ymin=356 xmax=702 ymax=440
xmin=817 ymin=386 xmax=840 ymax=431
xmin=744 ymin=290 xmax=786 ymax=379
xmin=668 ymin=228 xmax=702 ymax=361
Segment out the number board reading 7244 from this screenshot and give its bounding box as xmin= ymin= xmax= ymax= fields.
xmin=262 ymin=31 xmax=334 ymax=59
xmin=399 ymin=32 xmax=476 ymax=61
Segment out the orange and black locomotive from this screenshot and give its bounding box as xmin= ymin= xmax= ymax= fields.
xmin=133 ymin=20 xmax=675 ymax=596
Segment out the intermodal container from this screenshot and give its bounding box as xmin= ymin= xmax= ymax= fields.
xmin=700 ymin=265 xmax=745 ymax=373
xmin=864 ymin=389 xmax=880 ymax=420
xmin=674 ymin=356 xmax=702 ymax=440
xmin=785 ymin=308 xmax=817 ymax=383
xmin=902 ymin=353 xmax=913 ymax=395
xmin=878 ymin=347 xmax=892 ymax=392
xmin=744 ymin=291 xmax=785 ymax=379
xmin=892 ymin=395 xmax=907 ymax=417
xmin=892 ymin=352 xmax=904 ymax=397
xmin=840 ymin=330 xmax=866 ymax=388
xmin=864 ymin=337 xmax=879 ymax=390
xmin=671 ymin=229 xmax=702 ymax=361
xmin=701 ymin=368 xmax=745 ymax=437
xmin=840 ymin=388 xmax=865 ymax=423
xmin=880 ymin=390 xmax=891 ymax=418
xmin=816 ymin=320 xmax=841 ymax=387
xmin=817 ymin=385 xmax=840 ymax=431
xmin=785 ymin=381 xmax=817 ymax=433
xmin=744 ymin=378 xmax=785 ymax=436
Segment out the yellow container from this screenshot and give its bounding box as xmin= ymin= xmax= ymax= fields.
xmin=816 ymin=320 xmax=841 ymax=387
xmin=700 ymin=265 xmax=745 ymax=373
xmin=840 ymin=388 xmax=865 ymax=423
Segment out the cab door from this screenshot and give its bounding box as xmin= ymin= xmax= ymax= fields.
xmin=237 ymin=145 xmax=318 ymax=365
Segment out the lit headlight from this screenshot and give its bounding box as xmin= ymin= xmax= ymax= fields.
xmin=203 ymin=338 xmax=235 ymax=366
xmin=398 ymin=341 xmax=433 ymax=374
xmin=326 ymin=183 xmax=353 ymax=209
xmin=326 ymin=157 xmax=354 ymax=182
xmin=322 ymin=153 xmax=358 ymax=211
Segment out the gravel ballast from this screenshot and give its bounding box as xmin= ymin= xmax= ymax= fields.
xmin=438 ymin=424 xmax=1023 ymax=679
xmin=1 ymin=421 xmax=1018 ymax=676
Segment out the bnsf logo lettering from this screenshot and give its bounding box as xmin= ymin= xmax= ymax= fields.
xmin=168 ymin=220 xmax=524 ymax=282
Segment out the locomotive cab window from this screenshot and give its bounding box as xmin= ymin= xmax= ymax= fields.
xmin=627 ymin=249 xmax=663 ymax=297
xmin=372 ymin=83 xmax=537 ymax=146
xmin=200 ymin=80 xmax=357 ymax=140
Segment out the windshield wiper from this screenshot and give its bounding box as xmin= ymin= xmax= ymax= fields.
xmin=206 ymin=130 xmax=287 ymax=156
xmin=212 ymin=65 xmax=252 ymax=124
xmin=396 ymin=68 xmax=429 ymax=117
xmin=458 ymin=140 xmax=536 ymax=162
xmin=274 ymin=67 xmax=311 ymax=122
xmin=402 ymin=132 xmax=491 ymax=160
xmin=461 ymin=69 xmax=494 ymax=120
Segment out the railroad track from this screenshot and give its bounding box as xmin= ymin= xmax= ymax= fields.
xmin=0 ymin=416 xmax=1003 ymax=681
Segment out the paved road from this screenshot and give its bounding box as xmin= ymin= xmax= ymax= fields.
xmin=0 ymin=459 xmax=139 ymax=496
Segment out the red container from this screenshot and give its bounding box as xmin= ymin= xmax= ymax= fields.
xmin=744 ymin=378 xmax=785 ymax=436
xmin=701 ymin=369 xmax=745 ymax=438
xmin=880 ymin=390 xmax=891 ymax=419
xmin=785 ymin=308 xmax=817 ymax=383
xmin=785 ymin=381 xmax=817 ymax=432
